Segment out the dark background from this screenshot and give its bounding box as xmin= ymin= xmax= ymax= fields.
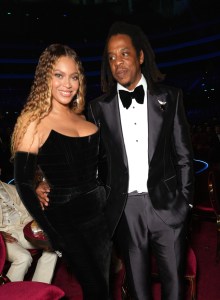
xmin=0 ymin=0 xmax=219 ymax=126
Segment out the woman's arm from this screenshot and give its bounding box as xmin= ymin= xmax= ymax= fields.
xmin=13 ymin=121 xmax=62 ymax=251
xmin=14 ymin=151 xmax=62 ymax=251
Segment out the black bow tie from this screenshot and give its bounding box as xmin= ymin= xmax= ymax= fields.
xmin=119 ymin=85 xmax=145 ymax=109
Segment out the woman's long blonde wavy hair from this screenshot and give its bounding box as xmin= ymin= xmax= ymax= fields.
xmin=11 ymin=44 xmax=86 ymax=157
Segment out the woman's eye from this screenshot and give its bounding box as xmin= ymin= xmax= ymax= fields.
xmin=55 ymin=73 xmax=62 ymax=78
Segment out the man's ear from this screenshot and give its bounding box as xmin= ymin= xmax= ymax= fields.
xmin=139 ymin=50 xmax=144 ymax=65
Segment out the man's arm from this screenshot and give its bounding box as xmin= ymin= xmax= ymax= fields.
xmin=173 ymin=88 xmax=194 ymax=205
xmin=87 ymin=101 xmax=109 ymax=186
xmin=36 ymin=181 xmax=50 ymax=209
xmin=34 ymin=166 xmax=50 ymax=209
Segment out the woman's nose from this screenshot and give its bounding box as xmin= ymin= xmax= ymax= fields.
xmin=63 ymin=78 xmax=71 ymax=87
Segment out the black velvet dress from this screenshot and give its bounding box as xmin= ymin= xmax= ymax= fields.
xmin=14 ymin=130 xmax=112 ymax=300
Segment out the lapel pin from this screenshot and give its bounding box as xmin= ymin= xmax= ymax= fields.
xmin=158 ymin=99 xmax=167 ymax=111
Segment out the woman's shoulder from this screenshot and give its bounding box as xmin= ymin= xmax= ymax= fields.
xmin=16 ymin=117 xmax=41 ymax=153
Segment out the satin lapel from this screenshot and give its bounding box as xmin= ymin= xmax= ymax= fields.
xmin=101 ymin=94 xmax=128 ymax=168
xmin=147 ymin=90 xmax=168 ymax=163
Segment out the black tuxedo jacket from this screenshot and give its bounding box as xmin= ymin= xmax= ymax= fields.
xmin=88 ymin=83 xmax=194 ymax=238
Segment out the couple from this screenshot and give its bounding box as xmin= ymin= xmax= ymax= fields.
xmin=11 ymin=21 xmax=194 ymax=300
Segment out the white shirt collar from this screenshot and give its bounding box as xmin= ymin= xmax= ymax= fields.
xmin=117 ymin=74 xmax=147 ymax=93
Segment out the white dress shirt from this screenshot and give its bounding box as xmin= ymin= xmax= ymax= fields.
xmin=117 ymin=75 xmax=148 ymax=193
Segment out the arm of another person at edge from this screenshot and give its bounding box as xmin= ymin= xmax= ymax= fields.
xmin=0 ymin=231 xmax=18 ymax=243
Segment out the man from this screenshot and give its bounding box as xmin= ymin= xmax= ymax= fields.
xmin=0 ymin=178 xmax=57 ymax=283
xmin=87 ymin=22 xmax=194 ymax=300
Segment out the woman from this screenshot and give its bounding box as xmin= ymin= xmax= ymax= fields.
xmin=11 ymin=44 xmax=111 ymax=299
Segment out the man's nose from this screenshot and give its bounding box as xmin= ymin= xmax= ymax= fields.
xmin=114 ymin=55 xmax=123 ymax=65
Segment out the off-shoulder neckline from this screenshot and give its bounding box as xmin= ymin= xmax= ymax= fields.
xmin=49 ymin=128 xmax=99 ymax=139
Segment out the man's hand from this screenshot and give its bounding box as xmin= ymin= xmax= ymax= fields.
xmin=36 ymin=181 xmax=50 ymax=210
xmin=0 ymin=231 xmax=17 ymax=243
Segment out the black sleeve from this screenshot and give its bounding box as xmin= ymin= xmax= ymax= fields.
xmin=14 ymin=151 xmax=63 ymax=251
xmin=87 ymin=102 xmax=108 ymax=186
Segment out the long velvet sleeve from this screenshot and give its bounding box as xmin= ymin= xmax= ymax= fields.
xmin=14 ymin=151 xmax=63 ymax=252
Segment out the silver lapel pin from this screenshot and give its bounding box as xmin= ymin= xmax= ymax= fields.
xmin=158 ymin=99 xmax=167 ymax=111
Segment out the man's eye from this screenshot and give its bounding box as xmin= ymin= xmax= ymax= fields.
xmin=109 ymin=56 xmax=115 ymax=61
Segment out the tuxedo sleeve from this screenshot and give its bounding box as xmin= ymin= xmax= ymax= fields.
xmin=173 ymin=89 xmax=194 ymax=205
xmin=87 ymin=103 xmax=108 ymax=186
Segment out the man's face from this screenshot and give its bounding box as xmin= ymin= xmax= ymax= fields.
xmin=107 ymin=34 xmax=144 ymax=91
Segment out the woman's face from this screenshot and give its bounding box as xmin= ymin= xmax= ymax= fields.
xmin=51 ymin=56 xmax=79 ymax=106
